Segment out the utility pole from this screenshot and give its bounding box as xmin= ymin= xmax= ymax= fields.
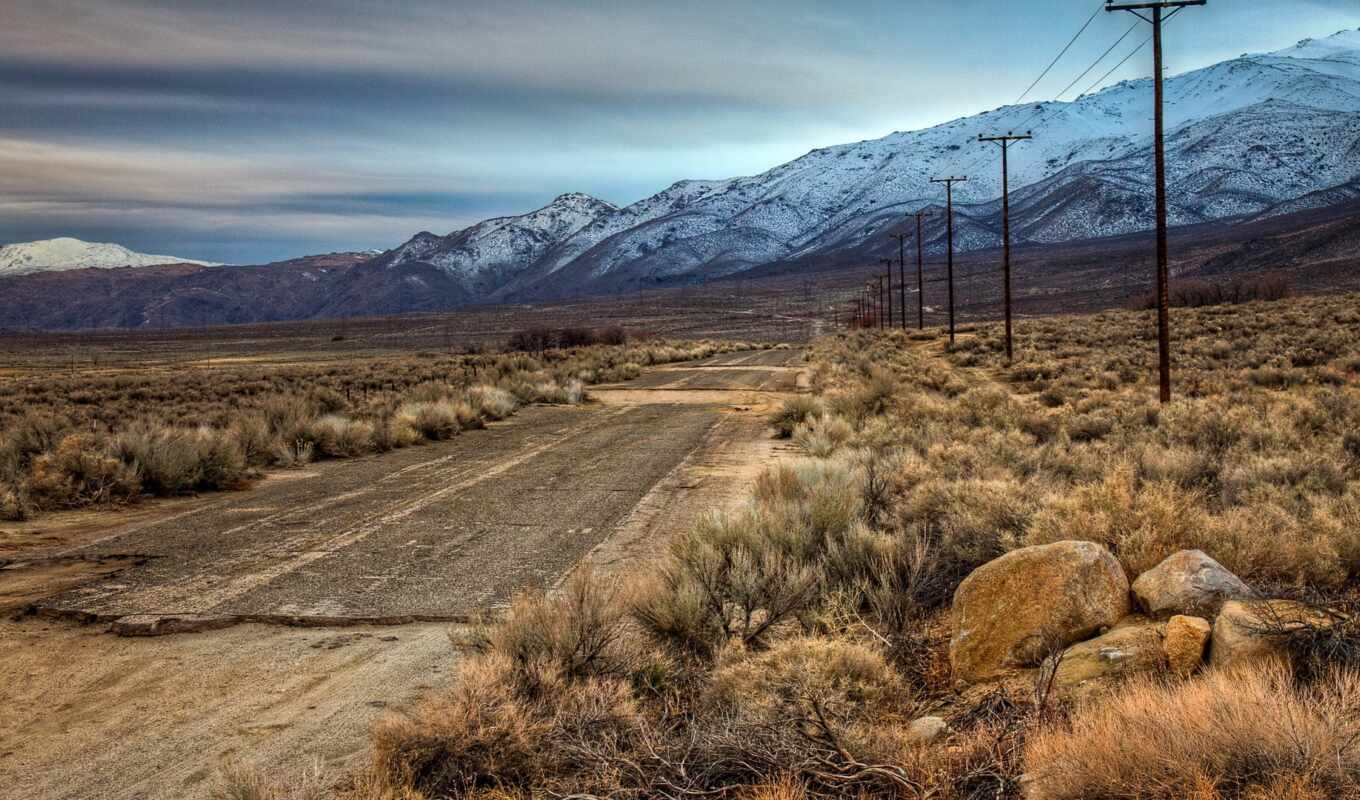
xmin=1106 ymin=0 xmax=1204 ymax=403
xmin=881 ymin=274 xmax=892 ymax=330
xmin=912 ymin=211 xmax=927 ymax=330
xmin=979 ymin=131 xmax=1032 ymax=363
xmin=930 ymin=176 xmax=968 ymax=344
xmin=879 ymin=258 xmax=894 ymax=330
xmin=888 ymin=237 xmax=908 ymax=329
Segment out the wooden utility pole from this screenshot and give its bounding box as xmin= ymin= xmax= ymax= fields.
xmin=1106 ymin=0 xmax=1204 ymax=403
xmin=912 ymin=211 xmax=927 ymax=330
xmin=930 ymin=176 xmax=968 ymax=344
xmin=889 ymin=236 xmax=908 ymax=329
xmin=875 ymin=276 xmax=886 ymax=329
xmin=879 ymin=258 xmax=895 ymax=330
xmin=979 ymin=131 xmax=1032 ymax=363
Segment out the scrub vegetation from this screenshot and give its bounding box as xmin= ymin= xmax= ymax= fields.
xmin=226 ymin=292 xmax=1360 ymax=798
xmin=0 ymin=339 xmax=758 ymax=520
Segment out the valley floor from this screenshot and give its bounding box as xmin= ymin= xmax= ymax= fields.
xmin=0 ymin=349 xmax=805 ymax=800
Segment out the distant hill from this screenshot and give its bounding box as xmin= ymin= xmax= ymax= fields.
xmin=0 ymin=237 xmax=220 ymax=277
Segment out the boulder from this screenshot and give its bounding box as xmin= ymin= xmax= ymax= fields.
xmin=1049 ymin=617 xmax=1165 ymax=700
xmin=951 ymin=541 xmax=1131 ymax=684
xmin=1162 ymin=614 xmax=1211 ymax=676
xmin=906 ymin=715 xmax=949 ymax=745
xmin=1210 ymin=599 xmax=1325 ymax=668
xmin=1131 ymin=550 xmax=1254 ymax=619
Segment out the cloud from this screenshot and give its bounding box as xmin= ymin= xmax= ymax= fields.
xmin=0 ymin=0 xmax=1351 ymax=262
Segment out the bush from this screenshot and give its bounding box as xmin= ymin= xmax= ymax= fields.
xmin=0 ymin=483 xmax=30 ymax=521
xmin=1024 ymin=664 xmax=1360 ymax=799
xmin=229 ymin=413 xmax=277 ymax=468
xmin=371 ymin=653 xmax=643 ymax=797
xmin=468 ymin=386 xmax=517 ymax=420
xmin=792 ymin=413 xmax=853 ymax=457
xmin=769 ymin=396 xmax=821 ymax=439
xmin=26 ymin=434 xmax=141 ymax=508
xmin=395 ymin=401 xmax=465 ymax=441
xmin=307 ymin=415 xmax=375 ymax=458
xmin=114 ymin=424 xmax=248 ymax=495
xmin=488 ymin=573 xmax=636 ymax=682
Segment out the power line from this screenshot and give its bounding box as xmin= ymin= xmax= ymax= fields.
xmin=1053 ymin=20 xmax=1141 ymax=100
xmin=1077 ymin=11 xmax=1181 ymax=97
xmin=1014 ymin=2 xmax=1106 ymax=104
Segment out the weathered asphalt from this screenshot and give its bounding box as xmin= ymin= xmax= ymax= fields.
xmin=34 ymin=349 xmax=803 ymax=632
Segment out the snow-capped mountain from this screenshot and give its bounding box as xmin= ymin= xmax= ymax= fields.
xmin=0 ymin=238 xmax=220 ymax=277
xmin=4 ymin=29 xmax=1359 ymax=331
xmin=379 ymin=27 xmax=1360 ymax=300
xmin=378 ymin=192 xmax=617 ymax=297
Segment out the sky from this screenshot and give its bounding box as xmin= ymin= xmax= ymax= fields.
xmin=1 ymin=0 xmax=1356 ymax=264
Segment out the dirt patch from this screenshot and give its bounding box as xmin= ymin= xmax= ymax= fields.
xmin=0 ymin=618 xmax=460 ymax=800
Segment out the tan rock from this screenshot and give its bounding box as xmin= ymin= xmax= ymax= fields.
xmin=1131 ymin=549 xmax=1254 ymax=619
xmin=1210 ymin=599 xmax=1326 ymax=668
xmin=951 ymin=540 xmax=1131 ymax=684
xmin=1049 ymin=618 xmax=1165 ymax=700
xmin=1162 ymin=614 xmax=1211 ymax=675
xmin=906 ymin=715 xmax=949 ymax=745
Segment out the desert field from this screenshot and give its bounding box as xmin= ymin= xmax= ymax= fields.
xmin=0 ymin=334 xmax=811 ymax=799
xmin=4 ymin=292 xmax=1360 ymax=800
xmin=322 ymin=292 xmax=1360 ymax=800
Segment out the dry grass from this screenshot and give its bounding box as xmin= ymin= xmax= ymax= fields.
xmin=809 ymin=294 xmax=1360 ymax=591
xmin=335 ymin=293 xmax=1360 ymax=796
xmin=1024 ymin=663 xmax=1360 ymax=799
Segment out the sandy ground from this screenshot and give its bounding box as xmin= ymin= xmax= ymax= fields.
xmin=0 ymin=350 xmax=805 ymax=800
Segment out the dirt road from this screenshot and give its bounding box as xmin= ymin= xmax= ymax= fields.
xmin=0 ymin=349 xmax=804 ymax=800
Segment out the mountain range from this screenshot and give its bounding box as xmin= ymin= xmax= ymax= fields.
xmin=2 ymin=28 xmax=1358 ymax=329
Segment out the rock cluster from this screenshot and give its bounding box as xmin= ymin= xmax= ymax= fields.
xmin=950 ymin=542 xmax=1314 ymax=697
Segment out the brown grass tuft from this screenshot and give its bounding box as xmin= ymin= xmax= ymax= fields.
xmin=1023 ymin=663 xmax=1360 ymax=799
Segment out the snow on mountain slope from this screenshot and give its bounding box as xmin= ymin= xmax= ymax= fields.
xmin=383 ymin=28 xmax=1360 ymax=300
xmin=385 ymin=192 xmax=616 ymax=287
xmin=0 ymin=238 xmax=220 ymax=277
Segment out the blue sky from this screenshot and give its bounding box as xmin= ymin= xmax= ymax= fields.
xmin=1 ymin=0 xmax=1355 ymax=263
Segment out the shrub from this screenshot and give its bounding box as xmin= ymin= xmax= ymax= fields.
xmin=395 ymin=401 xmax=464 ymax=441
xmin=488 ymin=573 xmax=636 ymax=682
xmin=632 ymin=526 xmax=819 ymax=660
xmin=1024 ymin=664 xmax=1360 ymax=799
xmin=371 ymin=653 xmax=642 ymax=797
xmin=1344 ymin=432 xmax=1360 ymax=466
xmin=467 ymin=386 xmax=518 ymax=421
xmin=528 ymin=379 xmax=584 ymax=405
xmin=26 ymin=434 xmax=141 ymax=508
xmin=792 ymin=413 xmax=853 ymax=458
xmin=260 ymin=395 xmax=314 ymax=442
xmin=229 ymin=413 xmax=277 ymax=468
xmin=1024 ymin=466 xmax=1208 ymax=577
xmin=371 ymin=655 xmax=554 ymax=794
xmin=705 ymin=636 xmax=914 ymax=720
xmin=0 ymin=411 xmax=69 ymax=480
xmin=272 ymin=437 xmax=314 ymax=468
xmin=769 ymin=396 xmax=821 ymax=439
xmin=307 ymin=415 xmax=375 ymax=458
xmin=114 ymin=424 xmax=248 ymax=495
xmin=0 ymin=483 xmax=30 ymax=521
